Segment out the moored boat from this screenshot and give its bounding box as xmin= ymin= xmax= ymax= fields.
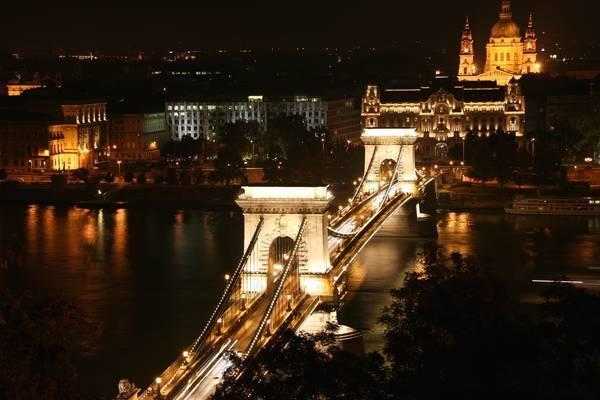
xmin=505 ymin=197 xmax=600 ymax=216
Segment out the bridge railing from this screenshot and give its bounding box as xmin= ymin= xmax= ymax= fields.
xmin=351 ymin=146 xmax=378 ymax=204
xmin=381 ymin=144 xmax=404 ymax=206
xmin=189 ymin=216 xmax=265 ymax=355
xmin=244 ymin=217 xmax=308 ymax=359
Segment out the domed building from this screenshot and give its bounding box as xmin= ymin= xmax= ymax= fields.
xmin=459 ymin=0 xmax=541 ymax=86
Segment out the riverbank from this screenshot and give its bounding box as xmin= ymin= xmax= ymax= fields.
xmin=436 ymin=183 xmax=600 ymax=210
xmin=0 ymin=183 xmax=241 ymax=209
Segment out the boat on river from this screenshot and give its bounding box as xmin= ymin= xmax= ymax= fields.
xmin=505 ymin=197 xmax=600 ymax=216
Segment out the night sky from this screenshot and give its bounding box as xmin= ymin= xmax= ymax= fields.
xmin=2 ymin=0 xmax=598 ymax=53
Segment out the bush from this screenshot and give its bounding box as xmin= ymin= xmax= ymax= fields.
xmin=137 ymin=173 xmax=147 ymax=184
xmin=153 ymin=173 xmax=164 ymax=184
xmin=104 ymin=173 xmax=115 ymax=183
xmin=123 ymin=170 xmax=134 ymax=183
xmin=50 ymin=174 xmax=67 ymax=186
xmin=180 ymin=170 xmax=192 ymax=185
xmin=166 ymin=169 xmax=178 ymax=185
xmin=0 ymin=169 xmax=7 ymax=181
xmin=193 ymin=169 xmax=205 ymax=184
xmin=72 ymin=168 xmax=89 ymax=182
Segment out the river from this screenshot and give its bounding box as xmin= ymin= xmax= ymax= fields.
xmin=1 ymin=205 xmax=599 ymax=398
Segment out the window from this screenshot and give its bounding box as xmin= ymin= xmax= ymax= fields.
xmin=507 ymin=53 xmax=511 ymax=61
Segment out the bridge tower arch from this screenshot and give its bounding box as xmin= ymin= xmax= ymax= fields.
xmin=236 ymin=186 xmax=333 ymax=297
xmin=361 ymin=128 xmax=418 ymax=193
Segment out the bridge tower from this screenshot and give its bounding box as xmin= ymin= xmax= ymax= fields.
xmin=361 ymin=128 xmax=418 ymax=194
xmin=236 ymin=186 xmax=334 ymax=297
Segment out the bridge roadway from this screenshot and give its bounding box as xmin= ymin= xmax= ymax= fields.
xmin=144 ymin=181 xmax=429 ymax=400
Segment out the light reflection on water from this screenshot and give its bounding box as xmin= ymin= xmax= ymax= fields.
xmin=1 ymin=205 xmax=600 ymax=397
xmin=337 ymin=211 xmax=600 ymax=353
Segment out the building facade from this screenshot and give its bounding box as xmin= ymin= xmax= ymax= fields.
xmin=458 ymin=0 xmax=541 ymax=86
xmin=165 ymin=96 xmax=359 ymax=141
xmin=48 ymin=124 xmax=80 ymax=171
xmin=362 ymin=77 xmax=525 ymax=161
xmin=108 ymin=112 xmax=169 ymax=161
xmin=0 ymin=117 xmax=50 ymax=172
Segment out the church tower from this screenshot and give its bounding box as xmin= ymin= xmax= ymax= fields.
xmin=458 ymin=17 xmax=476 ymax=78
xmin=522 ymin=13 xmax=540 ymax=74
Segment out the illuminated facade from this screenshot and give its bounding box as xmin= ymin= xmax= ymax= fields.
xmin=458 ymin=0 xmax=540 ymax=86
xmin=49 ymin=124 xmax=80 ymax=170
xmin=362 ymin=77 xmax=525 ymax=161
xmin=166 ymin=96 xmax=359 ymax=141
xmin=57 ymin=101 xmax=108 ymax=169
xmin=236 ymin=186 xmax=333 ymax=296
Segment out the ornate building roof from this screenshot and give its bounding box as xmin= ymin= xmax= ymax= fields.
xmin=490 ymin=0 xmax=520 ymax=38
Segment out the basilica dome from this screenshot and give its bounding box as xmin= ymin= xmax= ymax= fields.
xmin=491 ymin=18 xmax=520 ymax=38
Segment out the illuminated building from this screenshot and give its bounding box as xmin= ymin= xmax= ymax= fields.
xmin=1 ymin=94 xmax=109 ymax=171
xmin=49 ymin=124 xmax=80 ymax=170
xmin=362 ymin=76 xmax=525 ymax=161
xmin=6 ymin=80 xmax=45 ymax=96
xmin=458 ymin=0 xmax=541 ymax=86
xmin=108 ymin=112 xmax=168 ymax=162
xmin=166 ymin=96 xmax=359 ymax=141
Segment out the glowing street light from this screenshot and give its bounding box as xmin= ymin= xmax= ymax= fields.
xmin=224 ymin=274 xmax=230 ymax=281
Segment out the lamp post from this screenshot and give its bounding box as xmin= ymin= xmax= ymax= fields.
xmin=250 ymin=139 xmax=255 ymax=167
xmin=530 ymin=138 xmax=536 ymax=165
xmin=462 ymin=136 xmax=465 ymax=165
xmin=117 ymin=160 xmax=122 ymax=177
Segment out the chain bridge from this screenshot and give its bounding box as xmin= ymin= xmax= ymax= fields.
xmin=116 ymin=128 xmax=437 ymax=400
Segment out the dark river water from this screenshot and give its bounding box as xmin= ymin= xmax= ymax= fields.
xmin=1 ymin=204 xmax=600 ymax=398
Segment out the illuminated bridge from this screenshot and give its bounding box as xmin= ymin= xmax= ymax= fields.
xmin=116 ymin=128 xmax=436 ymax=400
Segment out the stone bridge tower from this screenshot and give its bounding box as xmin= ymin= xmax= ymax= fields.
xmin=236 ymin=186 xmax=333 ymax=297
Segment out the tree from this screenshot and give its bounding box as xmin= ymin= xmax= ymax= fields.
xmin=153 ymin=173 xmax=164 ymax=185
xmin=166 ymin=169 xmax=178 ymax=185
xmin=180 ymin=170 xmax=192 ymax=185
xmin=379 ymin=246 xmax=600 ymax=400
xmin=192 ymin=169 xmax=205 ymax=185
xmin=50 ymin=174 xmax=67 ymax=186
xmin=72 ymin=168 xmax=89 ymax=183
xmin=262 ymin=115 xmax=327 ymax=184
xmin=123 ymin=169 xmax=134 ymax=183
xmin=465 ymin=133 xmax=495 ymax=186
xmin=212 ymin=329 xmax=389 ymax=400
xmin=104 ymin=173 xmax=115 ymax=183
xmin=213 ymin=147 xmax=246 ymax=185
xmin=136 ymin=172 xmax=147 ymax=184
xmin=0 ymin=169 xmax=8 ymax=181
xmin=0 ymin=290 xmax=97 ymax=400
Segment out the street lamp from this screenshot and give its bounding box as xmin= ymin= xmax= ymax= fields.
xmin=117 ymin=160 xmax=122 ymax=177
xmin=530 ymin=138 xmax=536 ymax=163
xmin=462 ymin=136 xmax=465 ymax=165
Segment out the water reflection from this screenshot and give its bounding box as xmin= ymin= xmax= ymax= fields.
xmin=1 ymin=206 xmax=599 ymax=397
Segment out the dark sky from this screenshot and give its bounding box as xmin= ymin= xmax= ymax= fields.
xmin=2 ymin=0 xmax=598 ymax=53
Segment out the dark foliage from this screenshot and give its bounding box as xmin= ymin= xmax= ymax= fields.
xmin=214 ymin=246 xmax=600 ymax=400
xmin=0 ymin=291 xmax=98 ymax=400
xmin=212 ymin=329 xmax=389 ymax=400
xmin=136 ymin=172 xmax=147 ymax=184
xmin=50 ymin=174 xmax=67 ymax=186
